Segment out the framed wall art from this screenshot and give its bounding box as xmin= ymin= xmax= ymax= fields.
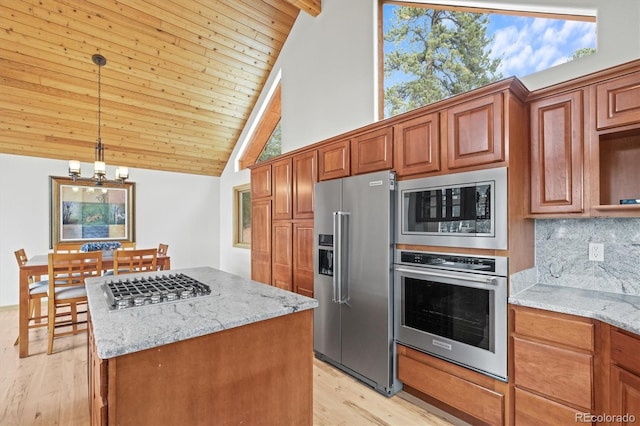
xmin=49 ymin=176 xmax=135 ymax=247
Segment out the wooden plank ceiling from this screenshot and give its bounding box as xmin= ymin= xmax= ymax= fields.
xmin=0 ymin=0 xmax=320 ymax=177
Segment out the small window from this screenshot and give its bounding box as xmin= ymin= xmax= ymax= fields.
xmin=257 ymin=121 xmax=282 ymax=162
xmin=233 ymin=184 xmax=251 ymax=248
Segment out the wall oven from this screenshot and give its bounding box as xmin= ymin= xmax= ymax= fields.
xmin=396 ymin=167 xmax=507 ymax=249
xmin=394 ymin=249 xmax=508 ymax=380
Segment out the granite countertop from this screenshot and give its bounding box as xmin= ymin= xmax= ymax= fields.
xmin=85 ymin=266 xmax=319 ymax=359
xmin=509 ymin=284 xmax=640 ymax=336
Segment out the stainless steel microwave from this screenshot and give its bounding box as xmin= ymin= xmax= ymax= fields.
xmin=396 ymin=167 xmax=507 ymax=249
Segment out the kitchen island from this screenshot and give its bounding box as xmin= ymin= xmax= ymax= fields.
xmin=85 ymin=266 xmax=318 ymax=426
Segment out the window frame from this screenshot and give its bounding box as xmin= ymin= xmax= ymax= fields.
xmin=233 ymin=183 xmax=251 ymax=249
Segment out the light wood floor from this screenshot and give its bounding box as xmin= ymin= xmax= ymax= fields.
xmin=0 ymin=307 xmax=461 ymax=426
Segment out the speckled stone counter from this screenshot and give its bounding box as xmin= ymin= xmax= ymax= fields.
xmin=509 ymin=284 xmax=640 ymax=336
xmin=85 ymin=266 xmax=318 ymax=359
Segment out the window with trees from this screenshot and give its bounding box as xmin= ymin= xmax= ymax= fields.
xmin=382 ymin=2 xmax=597 ymax=118
xmin=233 ymin=184 xmax=251 ymax=248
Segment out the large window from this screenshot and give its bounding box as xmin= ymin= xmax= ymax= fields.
xmin=382 ymin=2 xmax=597 ymax=118
xmin=233 ymin=184 xmax=251 ymax=248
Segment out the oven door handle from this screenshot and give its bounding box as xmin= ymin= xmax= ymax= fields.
xmin=394 ymin=267 xmax=498 ymax=285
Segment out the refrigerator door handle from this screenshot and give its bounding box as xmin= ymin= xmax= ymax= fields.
xmin=334 ymin=211 xmax=350 ymax=304
xmin=332 ymin=212 xmax=339 ymax=303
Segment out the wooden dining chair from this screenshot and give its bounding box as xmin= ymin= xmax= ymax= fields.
xmin=13 ymin=249 xmax=49 ymax=345
xmin=113 ymin=248 xmax=158 ymax=275
xmin=53 ymin=243 xmax=84 ymax=253
xmin=158 ymin=243 xmax=169 ymax=256
xmin=47 ymin=251 xmax=102 ymax=355
xmin=119 ymin=241 xmax=137 ymax=251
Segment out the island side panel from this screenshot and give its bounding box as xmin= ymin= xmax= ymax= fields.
xmin=105 ymin=309 xmax=313 ymax=426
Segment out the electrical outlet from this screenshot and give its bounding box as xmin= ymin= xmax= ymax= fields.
xmin=589 ymin=243 xmax=604 ymax=262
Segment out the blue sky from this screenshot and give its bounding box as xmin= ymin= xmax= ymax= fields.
xmin=383 ymin=5 xmax=597 ymax=79
xmin=487 ymin=15 xmax=597 ymax=77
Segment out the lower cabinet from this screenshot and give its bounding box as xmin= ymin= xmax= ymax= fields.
xmin=610 ymin=329 xmax=640 ymax=425
xmin=271 ymin=219 xmax=314 ymax=296
xmin=397 ymin=344 xmax=506 ymax=425
xmin=511 ymin=305 xmax=596 ymax=425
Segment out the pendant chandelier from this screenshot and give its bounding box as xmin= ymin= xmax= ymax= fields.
xmin=68 ymin=54 xmax=129 ymax=185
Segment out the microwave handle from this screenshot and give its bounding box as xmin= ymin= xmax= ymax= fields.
xmin=395 ymin=266 xmax=498 ymax=285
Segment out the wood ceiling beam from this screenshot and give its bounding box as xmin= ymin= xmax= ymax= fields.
xmin=282 ymin=0 xmax=321 ymax=17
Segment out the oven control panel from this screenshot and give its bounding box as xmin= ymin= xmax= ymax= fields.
xmin=396 ymin=250 xmax=507 ymax=276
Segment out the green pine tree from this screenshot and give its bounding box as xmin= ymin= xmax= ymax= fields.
xmin=384 ymin=7 xmax=503 ymax=117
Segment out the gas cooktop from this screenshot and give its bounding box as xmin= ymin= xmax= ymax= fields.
xmin=103 ymin=273 xmax=212 ymax=310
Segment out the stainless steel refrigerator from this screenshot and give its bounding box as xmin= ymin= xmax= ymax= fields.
xmin=313 ymin=170 xmax=401 ymax=396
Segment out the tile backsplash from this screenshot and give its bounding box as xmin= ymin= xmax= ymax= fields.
xmin=535 ymin=218 xmax=640 ymax=295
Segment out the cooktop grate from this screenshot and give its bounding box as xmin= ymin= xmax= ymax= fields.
xmin=103 ymin=273 xmax=212 ymax=310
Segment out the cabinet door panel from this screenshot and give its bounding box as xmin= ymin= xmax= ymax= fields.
xmin=514 ymin=387 xmax=590 ymax=426
xmin=272 ymin=158 xmax=292 ymax=220
xmin=318 ymin=140 xmax=350 ymax=181
xmin=251 ymin=165 xmax=272 ymax=199
xmin=530 ymin=90 xmax=584 ymax=214
xmin=272 ymin=221 xmax=292 ymax=291
xmin=293 ymin=151 xmax=317 ymax=219
xmin=514 ymin=306 xmax=594 ymax=351
xmin=514 ymin=336 xmax=593 ymax=410
xmin=350 ymin=127 xmax=393 ymax=175
xmin=611 ymin=366 xmax=640 ymax=425
xmin=447 ymin=93 xmax=503 ymax=169
xmin=597 ymin=71 xmax=640 ymax=130
xmin=251 ymin=199 xmax=271 ymax=284
xmin=394 ymin=113 xmax=440 ymax=176
xmin=293 ymin=221 xmax=314 ymax=297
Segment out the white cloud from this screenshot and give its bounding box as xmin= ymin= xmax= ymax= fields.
xmin=489 ymin=16 xmax=596 ymax=77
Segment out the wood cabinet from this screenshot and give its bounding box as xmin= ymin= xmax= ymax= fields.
xmin=610 ymin=329 xmax=640 ymax=424
xmin=293 ymin=221 xmax=314 ymax=297
xmin=446 ymin=93 xmax=504 ymax=169
xmin=512 ymin=306 xmax=596 ymax=424
xmin=350 ymin=127 xmax=393 ymax=175
xmin=250 ymin=150 xmax=316 ymax=295
xmin=292 ymin=150 xmax=317 ymax=219
xmin=272 ymin=158 xmax=292 ymax=220
xmin=397 ymin=344 xmax=507 ymax=425
xmin=596 ymin=70 xmax=640 ymax=130
xmin=318 ymin=139 xmax=350 ymax=181
xmin=393 ymin=112 xmax=440 ymax=177
xmin=271 ymin=221 xmax=292 ymax=291
xmin=529 ymin=90 xmax=585 ymax=214
xmin=88 ymin=309 xmax=313 ymax=426
xmin=250 ymin=164 xmax=272 ymax=199
xmin=251 ymin=198 xmax=271 ymax=285
xmin=526 ymin=60 xmax=640 ymax=218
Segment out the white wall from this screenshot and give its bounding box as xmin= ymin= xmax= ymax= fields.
xmin=0 ymin=154 xmax=220 ymax=307
xmin=218 ymin=0 xmax=640 ymax=274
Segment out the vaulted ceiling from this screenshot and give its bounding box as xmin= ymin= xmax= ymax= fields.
xmin=0 ymin=0 xmax=321 ymax=176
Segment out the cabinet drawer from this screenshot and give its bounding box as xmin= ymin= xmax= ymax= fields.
xmin=611 ymin=329 xmax=640 ymax=375
xmin=514 ymin=336 xmax=593 ymax=410
xmin=398 ymin=352 xmax=503 ymax=425
xmin=514 ymin=306 xmax=594 ymax=351
xmin=596 ymin=71 xmax=640 ymax=130
xmin=514 ymin=387 xmax=592 ymax=425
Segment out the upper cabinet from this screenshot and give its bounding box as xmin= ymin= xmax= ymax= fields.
xmin=272 ymin=158 xmax=292 ymax=220
xmin=318 ymin=139 xmax=350 ymax=181
xmin=446 ymin=93 xmax=504 ymax=169
xmin=529 ymin=90 xmax=585 ymax=215
xmin=529 ymin=60 xmax=640 ymax=218
xmin=251 ymin=164 xmax=272 ymax=199
xmin=596 ymin=70 xmax=640 ymax=130
xmin=292 ymin=150 xmax=317 ymax=219
xmin=393 ymin=113 xmax=440 ymax=176
xmin=350 ymin=127 xmax=393 ymax=175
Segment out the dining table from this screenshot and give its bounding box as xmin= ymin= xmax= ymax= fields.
xmin=17 ymin=253 xmax=171 ymax=358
